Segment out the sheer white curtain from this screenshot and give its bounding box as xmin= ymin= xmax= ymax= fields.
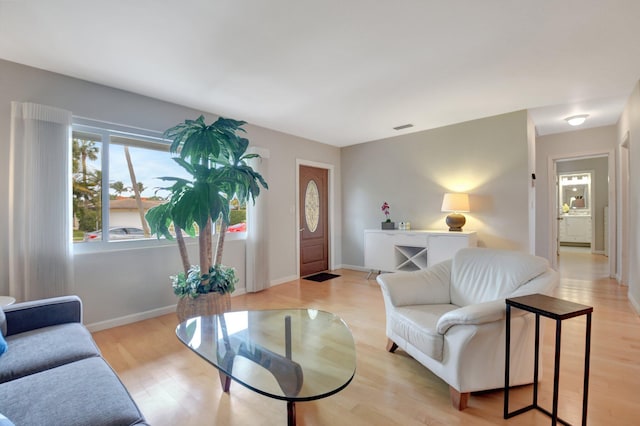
xmin=9 ymin=102 xmax=73 ymax=301
xmin=246 ymin=147 xmax=269 ymax=293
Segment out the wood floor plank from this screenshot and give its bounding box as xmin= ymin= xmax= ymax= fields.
xmin=92 ymin=251 xmax=640 ymax=425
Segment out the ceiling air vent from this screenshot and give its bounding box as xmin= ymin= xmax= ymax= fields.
xmin=393 ymin=124 xmax=413 ymax=131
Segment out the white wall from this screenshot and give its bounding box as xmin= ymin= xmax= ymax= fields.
xmin=528 ymin=113 xmax=537 ymax=255
xmin=341 ymin=110 xmax=532 ymax=269
xmin=618 ymin=81 xmax=640 ymax=312
xmin=0 ymin=59 xmax=341 ymax=326
xmin=535 ymin=126 xmax=617 ymax=264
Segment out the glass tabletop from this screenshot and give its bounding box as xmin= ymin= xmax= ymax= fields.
xmin=176 ymin=309 xmax=356 ymax=402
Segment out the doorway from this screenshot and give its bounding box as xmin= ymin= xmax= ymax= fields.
xmin=298 ymin=165 xmax=329 ymax=277
xmin=551 ymin=153 xmax=614 ymax=277
xmin=557 ymin=170 xmax=594 ymax=250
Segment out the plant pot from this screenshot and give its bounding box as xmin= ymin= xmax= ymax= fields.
xmin=381 ymin=221 xmax=395 ymax=230
xmin=176 ymin=292 xmax=231 ymax=323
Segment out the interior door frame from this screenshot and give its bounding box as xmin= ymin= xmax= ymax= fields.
xmin=557 ymin=168 xmax=596 ymax=251
xmin=546 ymin=149 xmax=616 ymax=276
xmin=619 ymin=132 xmax=630 ymax=284
xmin=296 ymin=159 xmax=335 ymax=278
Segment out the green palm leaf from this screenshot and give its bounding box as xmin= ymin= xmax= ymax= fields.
xmin=146 ymin=114 xmax=268 ymax=296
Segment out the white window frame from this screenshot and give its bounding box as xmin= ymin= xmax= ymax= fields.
xmin=72 ymin=118 xmax=245 ymax=254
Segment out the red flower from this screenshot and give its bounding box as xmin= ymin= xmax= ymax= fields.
xmin=381 ymin=202 xmax=390 ymax=219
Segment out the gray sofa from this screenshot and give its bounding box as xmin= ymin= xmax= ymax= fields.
xmin=0 ymin=295 xmax=148 ymax=426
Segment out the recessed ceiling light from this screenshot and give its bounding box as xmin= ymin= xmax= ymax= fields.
xmin=565 ymin=114 xmax=589 ymax=126
xmin=393 ymin=123 xmax=414 ymax=130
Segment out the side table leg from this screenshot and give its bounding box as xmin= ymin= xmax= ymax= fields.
xmin=504 ymin=305 xmax=511 ymax=418
xmin=582 ymin=313 xmax=592 ymax=426
xmin=552 ymin=319 xmax=562 ymax=426
xmin=533 ymin=314 xmax=540 ymax=407
xmin=287 ymin=401 xmax=296 ymax=426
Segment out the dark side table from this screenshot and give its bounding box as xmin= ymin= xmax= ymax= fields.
xmin=504 ymin=294 xmax=593 ymax=426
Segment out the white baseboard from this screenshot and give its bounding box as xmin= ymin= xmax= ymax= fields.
xmin=270 ymin=275 xmax=298 ymax=287
xmin=341 ymin=264 xmax=369 ymax=272
xmin=85 ymin=267 xmax=381 ymax=332
xmin=629 ymin=290 xmax=640 ymax=314
xmin=86 ymin=304 xmax=176 ymax=332
xmin=86 ymin=289 xmax=249 ymax=332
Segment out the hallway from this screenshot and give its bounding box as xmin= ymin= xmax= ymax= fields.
xmin=557 ymin=246 xmax=609 ymax=281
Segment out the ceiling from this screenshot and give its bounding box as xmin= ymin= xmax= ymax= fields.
xmin=1 ymin=1 xmax=638 ymax=147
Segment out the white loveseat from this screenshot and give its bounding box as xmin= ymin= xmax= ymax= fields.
xmin=377 ymin=247 xmax=558 ymax=409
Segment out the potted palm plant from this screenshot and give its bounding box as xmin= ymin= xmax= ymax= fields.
xmin=145 ymin=116 xmax=268 ymax=321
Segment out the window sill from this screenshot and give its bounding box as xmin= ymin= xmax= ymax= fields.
xmin=73 ymin=231 xmax=247 ymax=255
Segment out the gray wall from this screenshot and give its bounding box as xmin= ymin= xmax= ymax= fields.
xmin=556 ymin=157 xmax=609 ymax=252
xmin=341 ymin=110 xmax=532 ymax=269
xmin=0 ymin=59 xmax=341 ymax=326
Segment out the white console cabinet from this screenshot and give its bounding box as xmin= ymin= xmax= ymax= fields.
xmin=364 ymin=230 xmax=477 ymax=273
xmin=559 ymin=215 xmax=592 ymax=244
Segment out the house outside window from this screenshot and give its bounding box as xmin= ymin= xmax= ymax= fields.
xmin=72 ymin=122 xmax=246 ymax=244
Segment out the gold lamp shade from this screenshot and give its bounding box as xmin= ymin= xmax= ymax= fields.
xmin=441 ymin=193 xmax=470 ymax=232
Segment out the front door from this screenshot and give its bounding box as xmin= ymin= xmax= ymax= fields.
xmin=299 ymin=165 xmax=329 ymax=277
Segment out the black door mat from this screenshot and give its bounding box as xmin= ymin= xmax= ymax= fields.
xmin=303 ymin=272 xmax=340 ymax=282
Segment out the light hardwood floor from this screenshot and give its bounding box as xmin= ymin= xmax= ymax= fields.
xmin=93 ymin=251 xmax=640 ymax=425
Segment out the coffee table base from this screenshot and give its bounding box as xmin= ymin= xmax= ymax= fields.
xmin=287 ymin=401 xmax=296 ymax=426
xmin=219 ymin=371 xmax=231 ymax=393
xmin=220 ymin=379 xmax=298 ymax=425
xmin=177 ymin=311 xmax=355 ymax=426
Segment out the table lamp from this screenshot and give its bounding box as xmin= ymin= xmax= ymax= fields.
xmin=441 ymin=193 xmax=470 ymax=232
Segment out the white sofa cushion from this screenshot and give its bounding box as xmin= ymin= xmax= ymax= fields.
xmin=450 ymin=248 xmax=549 ymax=306
xmin=379 ymin=261 xmax=452 ymax=307
xmin=390 ymin=304 xmax=459 ymax=361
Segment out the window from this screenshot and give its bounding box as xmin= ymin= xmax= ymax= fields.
xmin=72 ymin=122 xmax=247 ymax=244
xmin=72 ymin=129 xmax=104 ymax=242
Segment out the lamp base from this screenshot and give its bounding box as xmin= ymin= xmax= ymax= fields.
xmin=445 ymin=213 xmax=466 ymax=232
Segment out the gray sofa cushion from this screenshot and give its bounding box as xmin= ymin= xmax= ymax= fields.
xmin=0 ymin=357 xmax=147 ymax=426
xmin=0 ymin=323 xmax=100 ymax=384
xmin=0 ymin=307 xmax=6 ymax=336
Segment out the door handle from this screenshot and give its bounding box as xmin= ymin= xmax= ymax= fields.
xmin=557 ymin=217 xmax=564 ymax=221
xmin=299 ymin=228 xmax=304 ymax=232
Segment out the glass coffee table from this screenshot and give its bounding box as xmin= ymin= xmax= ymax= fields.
xmin=176 ymin=309 xmax=356 ymax=425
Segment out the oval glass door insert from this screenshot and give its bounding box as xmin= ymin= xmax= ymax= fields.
xmin=305 ymin=180 xmax=320 ymax=232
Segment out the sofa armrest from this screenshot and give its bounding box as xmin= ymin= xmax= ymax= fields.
xmin=376 ymin=260 xmax=452 ymax=307
xmin=3 ymin=295 xmax=83 ymax=336
xmin=436 ymin=299 xmax=533 ymax=334
xmin=435 ymin=266 xmax=559 ymax=334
